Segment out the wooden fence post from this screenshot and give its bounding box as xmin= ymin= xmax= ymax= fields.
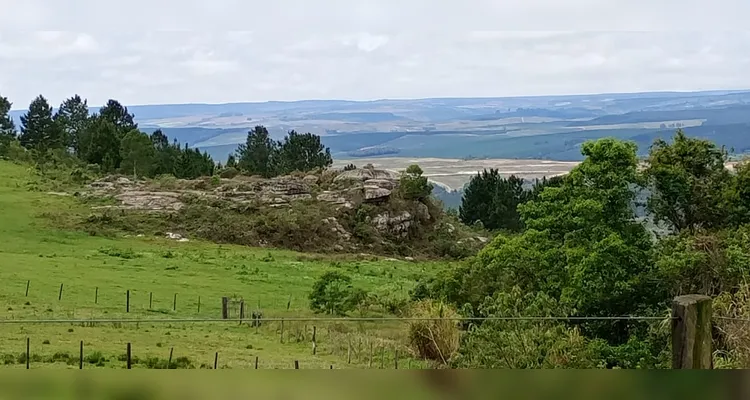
xmin=294 ymin=360 xmax=299 ymax=369
xmin=58 ymin=284 xmax=63 ymax=301
xmin=168 ymin=348 xmax=174 ymax=369
xmin=126 ymin=290 xmax=130 ymax=313
xmin=126 ymin=343 xmax=132 ymax=369
xmin=95 ymin=287 xmax=98 ymax=304
xmin=222 ymin=297 xmax=228 ymax=319
xmin=173 ymin=293 xmax=177 ymax=311
xmin=26 ymin=338 xmax=30 ymax=369
xmin=198 ymin=296 xmax=201 ymax=314
xmin=214 ymin=352 xmax=218 ymax=369
xmin=80 ymin=341 xmax=84 ymax=369
xmin=672 ymin=294 xmax=712 ymax=369
xmin=255 ymin=356 xmax=259 ymax=369
xmin=25 ymin=280 xmax=29 ymax=297
xmin=312 ymin=326 xmax=317 ymax=355
xmin=149 ymin=292 xmax=153 ymax=309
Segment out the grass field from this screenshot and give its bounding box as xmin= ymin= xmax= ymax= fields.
xmin=0 ymin=161 xmax=451 ymax=369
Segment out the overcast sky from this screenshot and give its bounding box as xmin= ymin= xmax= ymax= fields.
xmin=1 ymin=0 xmax=749 ymax=108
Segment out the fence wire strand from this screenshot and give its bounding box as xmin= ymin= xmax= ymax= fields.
xmin=0 ymin=315 xmax=673 ymax=325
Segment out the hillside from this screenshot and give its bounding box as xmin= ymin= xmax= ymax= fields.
xmin=0 ymin=160 xmax=459 ymax=369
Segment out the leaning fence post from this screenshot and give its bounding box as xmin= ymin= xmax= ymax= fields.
xmin=672 ymin=294 xmax=712 ymax=369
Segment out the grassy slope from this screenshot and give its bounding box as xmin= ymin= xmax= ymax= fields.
xmin=0 ymin=161 xmax=448 ymax=369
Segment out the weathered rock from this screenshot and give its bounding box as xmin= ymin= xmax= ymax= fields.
xmin=364 ymin=186 xmax=391 ymax=202
xmin=113 ymin=191 xmax=184 ymax=211
xmin=322 ymin=217 xmax=351 ymax=240
xmin=364 ymin=178 xmax=396 ymax=190
xmin=302 ymin=175 xmax=319 ymax=185
xmin=317 ymin=191 xmax=347 ymax=204
xmin=415 ymin=202 xmax=431 ymax=221
xmin=334 ymin=168 xmax=399 ymax=183
xmin=116 ymin=177 xmax=132 ymax=185
xmin=372 ymin=211 xmax=413 ymax=237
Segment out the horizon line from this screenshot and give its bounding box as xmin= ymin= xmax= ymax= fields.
xmin=9 ymin=88 xmax=750 ymax=111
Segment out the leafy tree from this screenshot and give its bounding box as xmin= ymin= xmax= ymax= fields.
xmin=54 ymin=95 xmax=89 ymax=153
xmin=236 ymin=126 xmax=277 ymax=178
xmin=0 ymin=95 xmax=16 ymax=155
xmin=459 ymin=170 xmax=527 ymax=231
xmin=120 ymin=130 xmax=155 ymax=178
xmin=19 ymin=95 xmax=63 ymax=155
xmin=99 ymin=99 xmax=137 ymax=133
xmin=399 ymin=164 xmax=433 ymax=200
xmin=528 ymin=175 xmax=565 ymax=201
xmin=643 ymin=130 xmax=733 ymax=233
xmin=78 ymin=115 xmax=121 ymax=171
xmin=309 ymin=271 xmax=360 ymax=315
xmin=437 ymin=139 xmax=663 ymax=345
xmin=276 ymin=130 xmax=333 ymax=174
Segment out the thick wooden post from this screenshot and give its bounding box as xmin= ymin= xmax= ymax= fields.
xmin=126 ymin=290 xmax=130 ymax=313
xmin=126 ymin=343 xmax=132 ymax=369
xmin=672 ymin=294 xmax=712 ymax=369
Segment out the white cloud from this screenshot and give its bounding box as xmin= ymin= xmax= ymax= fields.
xmin=0 ymin=0 xmax=749 ymax=108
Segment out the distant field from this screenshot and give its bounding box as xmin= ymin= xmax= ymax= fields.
xmin=0 ymin=162 xmax=450 ymax=369
xmin=334 ymin=157 xmax=578 ymax=190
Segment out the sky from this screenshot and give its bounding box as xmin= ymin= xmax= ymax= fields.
xmin=1 ymin=0 xmax=749 ymax=108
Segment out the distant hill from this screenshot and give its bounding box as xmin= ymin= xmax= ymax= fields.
xmin=11 ymin=89 xmax=750 ymax=162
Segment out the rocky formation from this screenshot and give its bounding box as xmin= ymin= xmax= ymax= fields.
xmin=83 ymin=167 xmax=402 ymax=212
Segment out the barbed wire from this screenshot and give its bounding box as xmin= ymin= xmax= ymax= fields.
xmin=714 ymin=316 xmax=750 ymax=322
xmin=0 ymin=315 xmax=672 ymax=324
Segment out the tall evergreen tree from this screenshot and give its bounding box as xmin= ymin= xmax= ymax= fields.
xmin=150 ymin=129 xmax=180 ymax=176
xmin=120 ymin=130 xmax=155 ymax=178
xmin=54 ymin=95 xmax=90 ymax=154
xmin=459 ymin=170 xmax=527 ymax=231
xmin=99 ymin=99 xmax=137 ymax=133
xmin=0 ymin=95 xmax=16 ymax=154
xmin=78 ymin=115 xmax=121 ymax=171
xmin=276 ymin=130 xmax=332 ymax=174
xmin=236 ymin=125 xmax=277 ymax=178
xmin=19 ymin=95 xmax=63 ymax=153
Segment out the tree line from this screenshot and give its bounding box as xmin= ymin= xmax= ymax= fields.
xmin=0 ymin=94 xmax=333 ymax=180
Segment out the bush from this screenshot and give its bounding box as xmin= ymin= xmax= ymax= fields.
xmin=219 ymin=167 xmax=239 ymax=179
xmin=308 ymin=271 xmax=364 ymax=315
xmin=407 ymin=300 xmax=460 ymax=365
xmin=398 ymin=165 xmax=433 ymax=200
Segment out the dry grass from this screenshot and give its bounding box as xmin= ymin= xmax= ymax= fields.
xmin=406 ymin=300 xmax=460 ymax=366
xmin=713 ymin=283 xmax=750 ymax=368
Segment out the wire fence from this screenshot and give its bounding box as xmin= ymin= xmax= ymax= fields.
xmin=0 ymin=279 xmax=716 ymax=369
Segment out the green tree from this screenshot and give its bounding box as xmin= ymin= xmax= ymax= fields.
xmin=0 ymin=95 xmax=16 ymax=155
xmin=225 ymin=154 xmax=237 ymax=169
xmin=236 ymin=126 xmax=277 ymax=177
xmin=459 ymin=170 xmax=527 ymax=231
xmin=308 ymin=271 xmax=360 ymax=315
xmin=642 ymin=130 xmax=733 ymax=233
xmin=437 ymin=139 xmax=662 ymax=344
xmin=78 ymin=115 xmax=121 ymax=171
xmin=54 ymin=95 xmax=90 ymax=153
xmin=150 ymin=129 xmax=180 ymax=176
xmin=99 ymin=99 xmax=137 ymax=133
xmin=276 ymin=130 xmax=332 ymax=174
xmin=399 ymin=164 xmax=433 ymax=200
xmin=19 ymin=95 xmax=63 ymax=155
xmin=120 ymin=130 xmax=155 ymax=178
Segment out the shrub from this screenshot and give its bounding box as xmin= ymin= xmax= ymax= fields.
xmin=398 ymin=165 xmax=433 ymax=200
xmin=343 ymin=164 xmax=357 ymax=171
xmin=308 ymin=271 xmax=363 ymax=315
xmin=407 ymin=300 xmax=461 ymax=366
xmin=219 ymin=167 xmax=239 ymax=179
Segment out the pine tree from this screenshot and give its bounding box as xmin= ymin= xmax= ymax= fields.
xmin=276 ymin=130 xmax=332 ymax=174
xmin=78 ymin=115 xmax=121 ymax=171
xmin=19 ymin=95 xmax=63 ymax=154
xmin=236 ymin=126 xmax=277 ymax=177
xmin=54 ymin=95 xmax=90 ymax=153
xmin=0 ymin=95 xmax=16 ymax=154
xmin=99 ymin=99 xmax=137 ymax=133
